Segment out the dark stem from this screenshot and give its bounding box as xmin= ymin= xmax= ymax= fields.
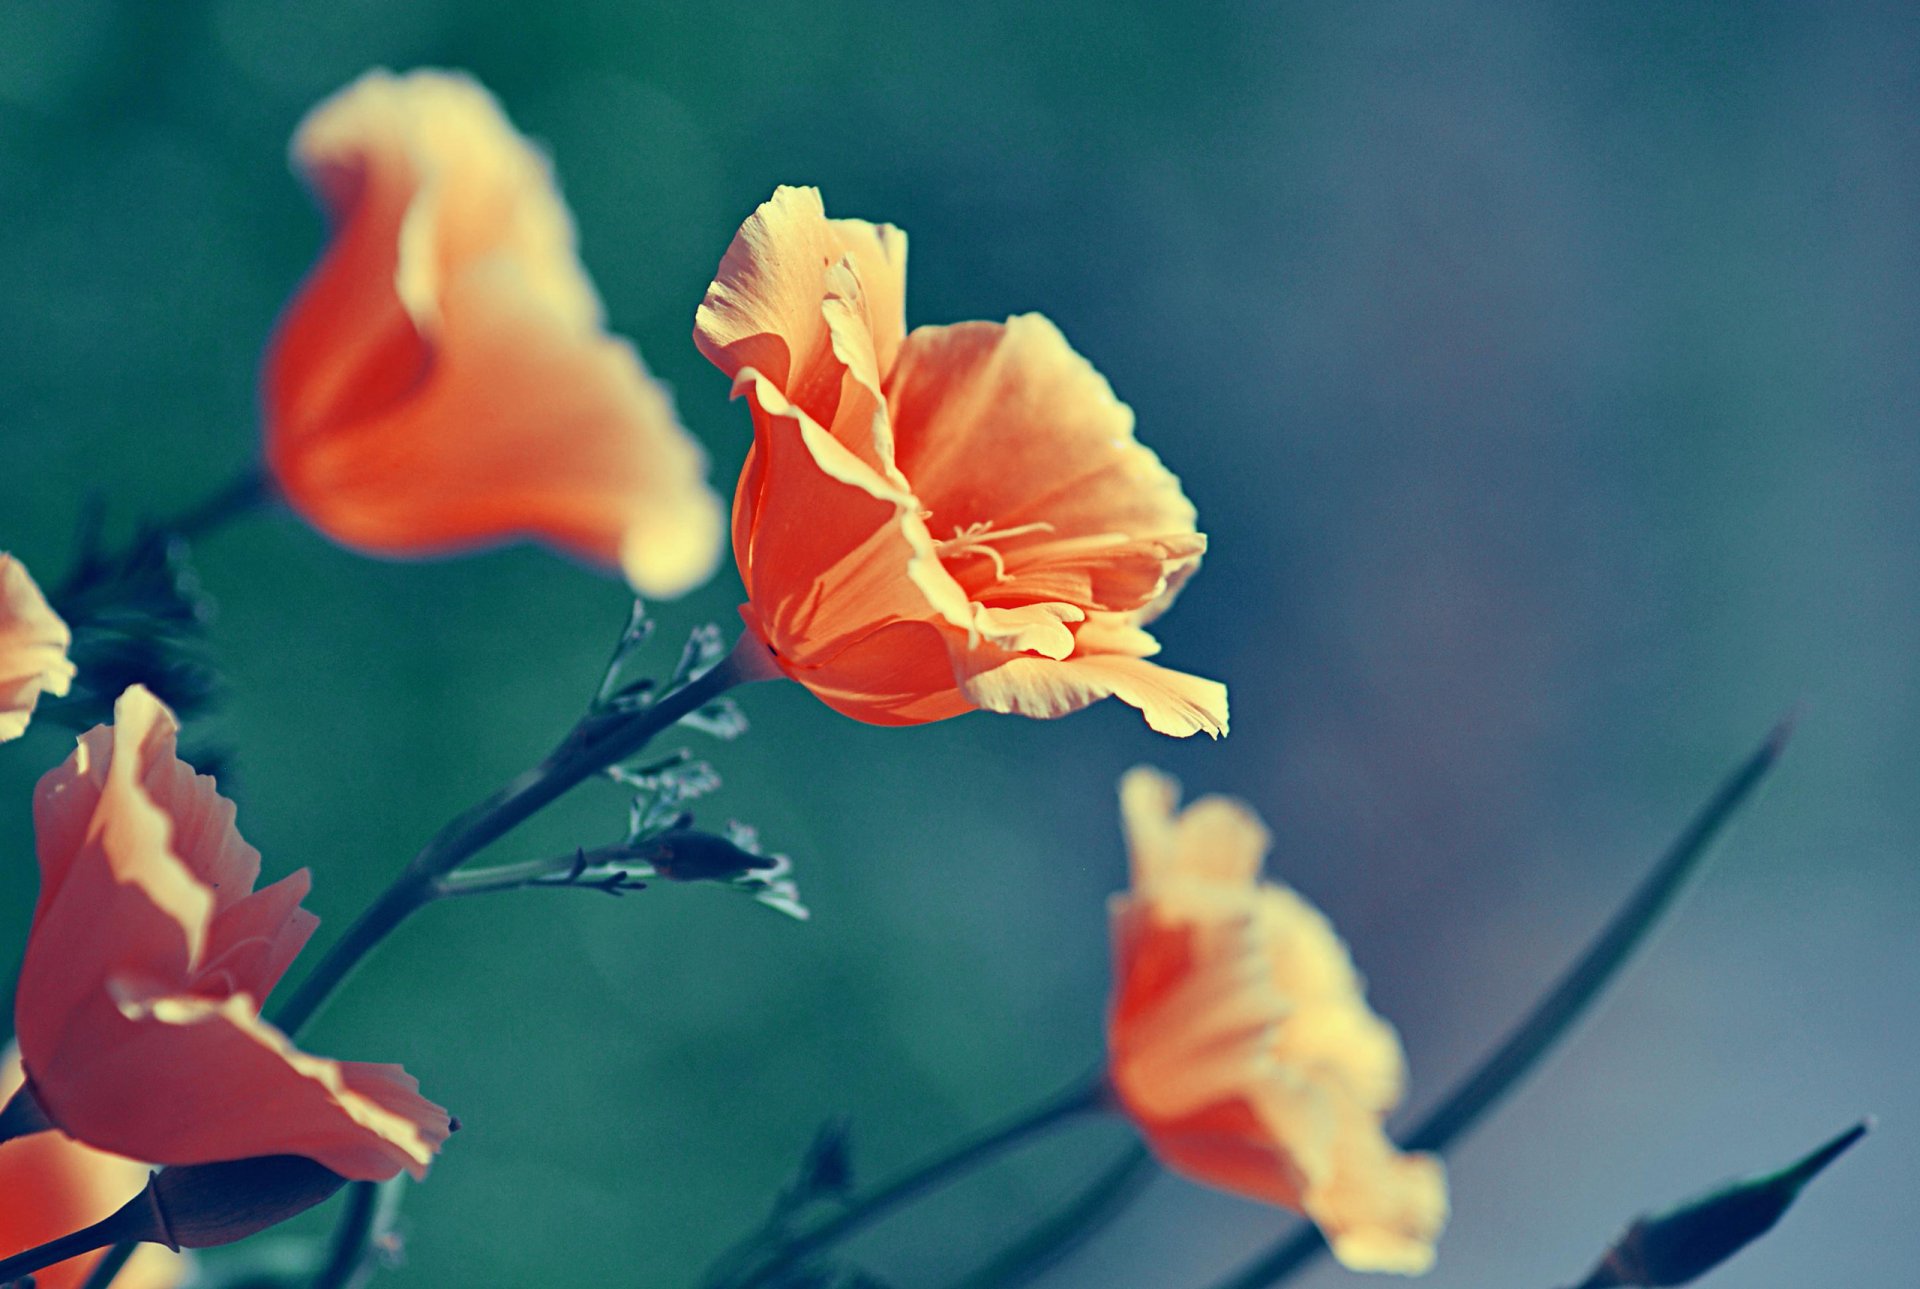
xmin=1 ymin=1214 xmax=141 ymax=1289
xmin=309 ymin=1179 xmax=381 ymax=1289
xmin=84 ymin=635 xmax=778 ymax=1289
xmin=1206 ymin=715 xmax=1793 ymax=1289
xmin=718 ymin=1074 xmax=1108 ymax=1289
xmin=270 ymin=638 xmax=765 ymax=1035
xmin=165 ymin=464 xmax=275 ymax=544
xmin=944 ymin=1143 xmax=1156 ymax=1289
xmin=76 ymin=1242 xmax=135 ymax=1289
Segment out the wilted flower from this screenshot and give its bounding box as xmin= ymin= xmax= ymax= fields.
xmin=13 ymin=686 xmax=451 ymax=1181
xmin=696 ymin=187 xmax=1227 ymax=737
xmin=0 ymin=552 xmax=76 ymax=741
xmin=0 ymin=1046 xmax=182 ymax=1289
xmin=1106 ymin=767 xmax=1445 ymax=1272
xmin=264 ymin=68 xmax=725 ymax=598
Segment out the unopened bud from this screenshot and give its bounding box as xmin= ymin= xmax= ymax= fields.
xmin=0 ymin=1155 xmax=347 ymax=1284
xmin=1575 ymin=1121 xmax=1869 ymax=1287
xmin=648 ymin=829 xmax=765 ymax=882
xmin=142 ymin=1155 xmax=349 ymax=1249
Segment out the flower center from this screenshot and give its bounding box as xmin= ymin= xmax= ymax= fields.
xmin=932 ymin=519 xmax=1056 ymax=584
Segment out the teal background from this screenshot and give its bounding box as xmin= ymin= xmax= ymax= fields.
xmin=2 ymin=2 xmax=1917 ymax=1286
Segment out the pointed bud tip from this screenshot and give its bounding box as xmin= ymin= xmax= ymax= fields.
xmin=1784 ymin=1119 xmax=1870 ymax=1189
xmin=1763 ymin=703 xmax=1804 ymax=759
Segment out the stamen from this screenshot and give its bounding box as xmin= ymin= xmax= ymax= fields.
xmin=932 ymin=520 xmax=1056 ymax=583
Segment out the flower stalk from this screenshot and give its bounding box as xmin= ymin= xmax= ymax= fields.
xmin=1206 ymin=714 xmax=1794 ymax=1289
xmin=708 ymin=1072 xmax=1110 ymax=1289
xmin=270 ymin=630 xmax=780 ymax=1035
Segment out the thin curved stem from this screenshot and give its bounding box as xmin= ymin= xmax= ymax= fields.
xmin=943 ymin=1143 xmax=1156 ymax=1289
xmin=271 ymin=634 xmax=771 ymax=1035
xmin=81 ymin=634 xmax=780 ymax=1289
xmin=310 ymin=1179 xmax=381 ymax=1289
xmin=715 ymin=1074 xmax=1109 ymax=1289
xmin=0 ymin=1213 xmax=128 ymax=1284
xmin=1206 ymin=715 xmax=1794 ymax=1289
xmin=165 ymin=464 xmax=275 ymax=544
xmin=77 ymin=1241 xmax=135 ymax=1289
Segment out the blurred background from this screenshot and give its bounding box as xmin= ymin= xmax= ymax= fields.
xmin=2 ymin=2 xmax=1916 ymax=1285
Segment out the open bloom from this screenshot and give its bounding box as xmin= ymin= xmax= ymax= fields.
xmin=695 ymin=187 xmax=1227 ymax=736
xmin=0 ymin=553 xmax=75 ymax=741
xmin=0 ymin=1047 xmax=181 ymax=1289
xmin=16 ymin=686 xmax=451 ymax=1181
xmin=1106 ymin=767 xmax=1445 ymax=1272
xmin=264 ymin=68 xmax=724 ymax=598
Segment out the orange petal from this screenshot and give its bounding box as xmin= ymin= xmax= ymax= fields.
xmin=36 ymin=984 xmax=449 ymax=1181
xmin=20 ymin=687 xmax=450 ymax=1181
xmin=727 ymin=371 xmax=935 ymax=662
xmin=266 ymin=69 xmax=721 ymax=597
xmin=0 ymin=554 xmax=75 ymax=743
xmin=1251 ymin=887 xmax=1408 ymax=1114
xmin=695 ymin=185 xmax=907 ymax=455
xmin=0 ymin=1047 xmax=183 ymax=1289
xmin=1119 ymin=767 xmax=1269 ymax=895
xmin=1108 ymin=903 xmax=1282 ymax=1121
xmin=887 ymin=315 xmax=1198 ymax=552
xmin=1305 ymin=1106 xmax=1447 ymax=1275
xmin=1134 ymin=1089 xmax=1327 ymax=1215
xmin=960 ymin=648 xmax=1228 ymax=738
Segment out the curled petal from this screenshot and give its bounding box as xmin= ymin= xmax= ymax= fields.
xmin=960 ymin=648 xmax=1229 ymax=739
xmin=0 ymin=554 xmax=76 ymax=743
xmin=19 ymin=687 xmax=449 ymax=1181
xmin=695 ymin=184 xmax=908 ymax=452
xmin=41 ymin=984 xmax=449 ymax=1181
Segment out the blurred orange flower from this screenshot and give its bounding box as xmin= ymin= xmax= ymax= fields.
xmin=0 ymin=553 xmax=75 ymax=742
xmin=1106 ymin=767 xmax=1445 ymax=1273
xmin=264 ymin=68 xmax=724 ymax=598
xmin=15 ymin=686 xmax=451 ymax=1182
xmin=0 ymin=1046 xmax=182 ymax=1289
xmin=695 ymin=187 xmax=1226 ymax=736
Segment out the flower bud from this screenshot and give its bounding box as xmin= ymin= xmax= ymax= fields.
xmin=140 ymin=1156 xmax=348 ymax=1250
xmin=1576 ymin=1121 xmax=1868 ymax=1287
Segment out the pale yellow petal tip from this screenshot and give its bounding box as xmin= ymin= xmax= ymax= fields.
xmin=1321 ymin=1153 xmax=1449 ymax=1276
xmin=619 ymin=489 xmax=728 ymax=600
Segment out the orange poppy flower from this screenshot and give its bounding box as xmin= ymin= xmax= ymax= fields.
xmin=695 ymin=187 xmax=1227 ymax=736
xmin=264 ymin=68 xmax=724 ymax=598
xmin=1 ymin=553 xmax=75 ymax=741
xmin=15 ymin=685 xmax=451 ymax=1182
xmin=1106 ymin=767 xmax=1445 ymax=1273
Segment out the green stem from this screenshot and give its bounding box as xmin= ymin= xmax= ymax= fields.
xmin=1206 ymin=715 xmax=1793 ymax=1289
xmin=76 ymin=1241 xmax=135 ymax=1289
xmin=0 ymin=1211 xmax=133 ymax=1284
xmin=944 ymin=1143 xmax=1155 ymax=1289
xmin=82 ymin=633 xmax=780 ymax=1289
xmin=271 ymin=634 xmax=772 ymax=1035
xmin=717 ymin=1074 xmax=1109 ymax=1289
xmin=165 ymin=464 xmax=275 ymax=544
xmin=433 ymin=841 xmax=654 ymax=898
xmin=310 ymin=1179 xmax=381 ymax=1289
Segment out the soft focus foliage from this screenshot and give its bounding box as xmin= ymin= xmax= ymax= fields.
xmin=1107 ymin=767 xmax=1445 ymax=1272
xmin=265 ymin=68 xmax=724 ymax=598
xmin=18 ymin=686 xmax=450 ymax=1181
xmin=0 ymin=553 xmax=75 ymax=742
xmin=698 ymin=187 xmax=1226 ymax=736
